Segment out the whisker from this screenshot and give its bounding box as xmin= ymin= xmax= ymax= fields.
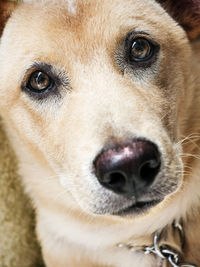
xmin=180 ymin=153 xmax=200 ymax=161
xmin=176 ymin=133 xmax=200 ymax=147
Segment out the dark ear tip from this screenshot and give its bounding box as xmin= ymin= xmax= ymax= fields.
xmin=186 ymin=18 xmax=200 ymax=40
xmin=156 ymin=0 xmax=200 ymax=40
xmin=0 ymin=1 xmax=17 ymax=36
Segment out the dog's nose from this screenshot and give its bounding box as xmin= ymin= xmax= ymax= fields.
xmin=94 ymin=140 xmax=161 ymax=197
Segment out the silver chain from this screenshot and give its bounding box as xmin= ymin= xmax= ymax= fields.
xmin=143 ymin=223 xmax=198 ymax=267
xmin=117 ymin=222 xmax=198 ymax=267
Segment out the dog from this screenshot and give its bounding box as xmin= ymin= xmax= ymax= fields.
xmin=0 ymin=0 xmax=200 ymax=266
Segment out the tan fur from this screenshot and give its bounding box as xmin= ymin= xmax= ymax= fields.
xmin=0 ymin=0 xmax=200 ymax=266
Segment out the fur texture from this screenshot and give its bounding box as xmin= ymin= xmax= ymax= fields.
xmin=0 ymin=0 xmax=200 ymax=266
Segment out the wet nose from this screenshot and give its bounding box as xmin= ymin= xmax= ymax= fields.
xmin=94 ymin=139 xmax=161 ymax=197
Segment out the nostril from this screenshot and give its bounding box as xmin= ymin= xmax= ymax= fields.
xmin=139 ymin=159 xmax=161 ymax=187
xmin=103 ymin=171 xmax=127 ymax=192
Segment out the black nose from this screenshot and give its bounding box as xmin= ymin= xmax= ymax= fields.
xmin=94 ymin=139 xmax=161 ymax=197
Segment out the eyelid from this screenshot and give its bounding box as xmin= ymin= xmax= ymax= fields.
xmin=126 ymin=31 xmax=151 ymax=40
xmin=22 ymin=63 xmax=55 ymax=85
xmin=125 ymin=31 xmax=159 ymax=51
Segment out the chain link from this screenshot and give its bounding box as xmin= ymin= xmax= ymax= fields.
xmin=117 ymin=222 xmax=198 ymax=267
xmin=162 ymin=248 xmax=179 ymax=266
xmin=144 ymin=223 xmax=198 ymax=267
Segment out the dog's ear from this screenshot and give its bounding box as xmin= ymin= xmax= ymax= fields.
xmin=0 ymin=0 xmax=17 ymax=36
xmin=157 ymin=0 xmax=200 ymax=40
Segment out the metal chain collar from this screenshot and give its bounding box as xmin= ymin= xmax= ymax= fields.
xmin=117 ymin=222 xmax=198 ymax=267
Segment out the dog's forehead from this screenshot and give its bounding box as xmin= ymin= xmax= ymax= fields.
xmin=21 ymin=0 xmax=154 ymax=13
xmin=20 ymin=0 xmax=164 ymax=26
xmin=3 ymin=0 xmax=184 ymax=69
xmin=15 ymin=0 xmax=171 ymax=43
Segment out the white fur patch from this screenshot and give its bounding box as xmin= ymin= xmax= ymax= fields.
xmin=67 ymin=0 xmax=77 ymax=14
xmin=59 ymin=174 xmax=69 ymax=189
xmin=23 ymin=0 xmax=77 ymax=14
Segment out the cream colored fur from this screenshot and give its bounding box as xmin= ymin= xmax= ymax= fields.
xmin=0 ymin=0 xmax=200 ymax=266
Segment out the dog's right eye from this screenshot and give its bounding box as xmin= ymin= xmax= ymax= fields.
xmin=26 ymin=70 xmax=54 ymax=93
xmin=21 ymin=63 xmax=69 ymax=100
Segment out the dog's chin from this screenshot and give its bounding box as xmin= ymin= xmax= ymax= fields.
xmin=111 ymin=199 xmax=163 ymax=216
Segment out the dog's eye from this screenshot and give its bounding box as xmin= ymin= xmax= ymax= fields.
xmin=26 ymin=71 xmax=54 ymax=93
xmin=122 ymin=32 xmax=160 ymax=69
xmin=130 ymin=38 xmax=153 ymax=62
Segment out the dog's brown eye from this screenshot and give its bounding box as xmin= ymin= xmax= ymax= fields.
xmin=27 ymin=71 xmax=53 ymax=92
xmin=130 ymin=38 xmax=153 ymax=62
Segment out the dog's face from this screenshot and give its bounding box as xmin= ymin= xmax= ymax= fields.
xmin=0 ymin=0 xmax=199 ymax=225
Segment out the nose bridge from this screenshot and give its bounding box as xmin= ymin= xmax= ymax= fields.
xmin=73 ymin=59 xmax=147 ymax=131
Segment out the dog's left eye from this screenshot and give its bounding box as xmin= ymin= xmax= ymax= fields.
xmin=26 ymin=71 xmax=54 ymax=93
xmin=123 ymin=32 xmax=160 ymax=68
xmin=130 ymin=38 xmax=153 ymax=62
